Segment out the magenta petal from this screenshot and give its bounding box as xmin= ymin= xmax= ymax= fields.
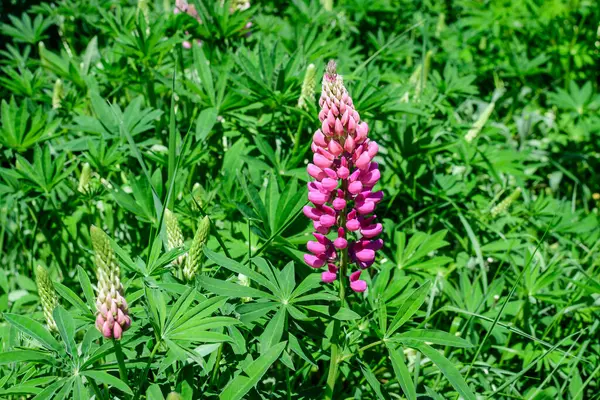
xmin=328 ymin=139 xmax=343 ymax=156
xmin=321 ymin=271 xmax=337 ymax=283
xmin=313 ymin=130 xmax=327 ymax=147
xmin=95 ymin=314 xmax=105 ymax=331
xmin=308 ymin=191 xmax=329 ymax=205
xmin=355 ymin=152 xmax=371 ymax=170
xmin=307 ymin=241 xmax=327 ymax=254
xmin=333 ymin=237 xmax=348 ymax=249
xmin=348 ymin=181 xmax=363 ymax=194
xmin=321 ymin=177 xmax=338 ymax=191
xmin=303 ymin=205 xmax=322 ymax=221
xmin=307 ymin=164 xmax=325 ymax=180
xmin=113 ymin=323 xmax=123 ymax=340
xmin=350 ymin=280 xmax=367 ymax=292
xmin=332 ymin=197 xmax=347 ymax=210
xmin=304 ymin=254 xmax=325 ymax=269
xmin=355 ymin=248 xmax=375 ymax=263
xmin=361 ymin=223 xmax=383 ymax=238
xmin=355 ymin=201 xmax=375 ymax=214
xmin=320 ymin=214 xmax=336 ymax=227
xmin=314 ymin=153 xmax=333 ymax=169
xmin=102 ymin=321 xmax=113 ymax=339
xmin=346 ymin=219 xmax=360 ymax=231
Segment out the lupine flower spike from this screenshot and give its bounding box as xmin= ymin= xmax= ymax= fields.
xmin=304 ymin=61 xmax=383 ymax=292
xmin=298 ymin=64 xmax=317 ymax=110
xmin=35 ymin=265 xmax=58 ymax=332
xmin=183 ymin=216 xmax=210 ymax=281
xmin=165 ymin=208 xmax=186 ymax=266
xmin=91 ymin=226 xmax=131 ymax=340
xmin=491 ymin=187 xmax=521 ymax=217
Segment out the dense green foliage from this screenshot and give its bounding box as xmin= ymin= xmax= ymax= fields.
xmin=1 ymin=0 xmax=599 ymax=399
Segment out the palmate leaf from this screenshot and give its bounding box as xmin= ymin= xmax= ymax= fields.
xmin=53 ymin=306 xmax=77 ymax=358
xmin=219 ymin=341 xmax=287 ymax=400
xmin=81 ymin=370 xmax=133 ymax=396
xmin=0 ymin=350 xmax=56 ymax=365
xmin=198 ymin=275 xmax=276 ymax=300
xmin=386 ymin=281 xmax=431 ymax=337
xmin=414 ymin=344 xmax=476 ymax=400
xmin=4 ymin=313 xmax=62 ymax=352
xmin=390 ymin=329 xmax=474 ymax=348
xmin=387 ymin=344 xmax=416 ymax=400
xmin=360 ymin=360 xmax=389 ymax=400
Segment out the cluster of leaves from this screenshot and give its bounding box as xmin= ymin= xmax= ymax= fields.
xmin=0 ymin=0 xmax=599 ymax=399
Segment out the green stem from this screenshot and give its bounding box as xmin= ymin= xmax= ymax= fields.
xmin=89 ymin=379 xmax=105 ymax=400
xmin=133 ymin=341 xmax=161 ymax=400
xmin=112 ymin=339 xmax=128 ymax=385
xmin=339 ymin=340 xmax=384 ymax=362
xmin=210 ymin=343 xmax=223 ymax=385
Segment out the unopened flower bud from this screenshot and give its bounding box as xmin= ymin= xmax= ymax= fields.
xmin=35 ymin=265 xmax=58 ymax=332
xmin=183 ymin=216 xmax=210 ymax=280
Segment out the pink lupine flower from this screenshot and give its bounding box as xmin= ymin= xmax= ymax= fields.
xmin=91 ymin=226 xmax=132 ymax=340
xmin=304 ymin=61 xmax=383 ymax=292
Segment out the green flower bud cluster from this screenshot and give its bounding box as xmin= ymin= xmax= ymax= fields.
xmin=183 ymin=216 xmax=210 ymax=281
xmin=35 ymin=265 xmax=58 ymax=332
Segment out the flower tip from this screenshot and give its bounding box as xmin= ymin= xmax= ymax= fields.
xmin=325 ymin=60 xmax=337 ymax=80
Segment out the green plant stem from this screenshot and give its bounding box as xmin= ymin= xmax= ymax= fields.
xmin=210 ymin=343 xmax=223 ymax=385
xmin=112 ymin=339 xmax=128 ymax=385
xmin=339 ymin=340 xmax=384 ymax=362
xmin=89 ymin=379 xmax=105 ymax=400
xmin=133 ymin=340 xmax=161 ymax=400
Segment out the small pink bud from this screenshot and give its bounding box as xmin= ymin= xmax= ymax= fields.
xmin=327 ymin=110 xmax=335 ymax=127
xmin=96 ymin=314 xmax=105 ymax=331
xmin=368 ymin=141 xmax=379 ymax=158
xmin=333 ymin=237 xmax=348 ymax=249
xmin=113 ymin=323 xmax=123 ymax=340
xmin=348 ymin=116 xmax=356 ymax=133
xmin=328 ymin=140 xmax=343 ymax=156
xmin=344 ymin=135 xmax=355 ymax=153
xmin=319 ymin=214 xmax=337 ymax=227
xmin=102 ymin=321 xmax=113 ymax=338
xmin=341 ymin=110 xmax=349 ymax=125
xmin=322 ymin=120 xmax=331 ymax=135
xmin=313 ymin=130 xmax=327 ymax=147
xmin=332 ymin=197 xmax=346 ymax=210
xmin=331 ymin=103 xmax=339 ymax=116
xmin=334 ymin=119 xmax=344 ymax=136
xmin=303 ymin=205 xmax=322 ymax=221
xmin=355 ymin=152 xmax=371 ymax=170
